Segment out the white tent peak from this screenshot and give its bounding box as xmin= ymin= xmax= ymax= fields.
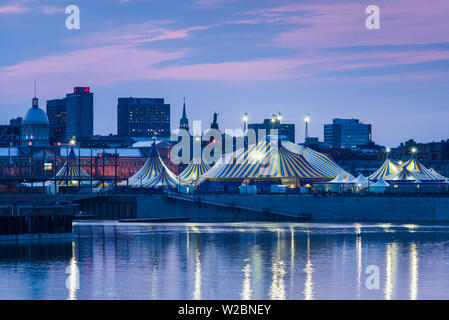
xmin=330 ymin=174 xmax=345 ymax=183
xmin=372 ymin=178 xmax=389 ymax=187
xmin=354 ymin=174 xmax=368 ymax=183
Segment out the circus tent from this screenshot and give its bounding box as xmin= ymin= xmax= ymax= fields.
xmin=55 ymin=146 xmax=90 ymax=186
xmin=281 ymin=141 xmax=349 ymax=177
xmin=429 ymin=168 xmax=446 ymax=180
xmin=127 ymin=140 xmax=172 ymax=187
xmin=178 ymin=158 xmax=210 ymax=184
xmin=142 ymin=168 xmax=179 ymax=189
xmin=384 ymin=167 xmax=430 ymax=182
xmin=401 ymin=153 xmax=444 ymax=181
xmin=368 ymin=153 xmax=402 ymax=181
xmin=199 ymin=140 xmax=344 ymax=186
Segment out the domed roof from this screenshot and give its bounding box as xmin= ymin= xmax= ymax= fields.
xmin=23 ymin=98 xmax=49 ymax=125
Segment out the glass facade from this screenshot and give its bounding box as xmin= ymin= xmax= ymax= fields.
xmin=117 ymin=97 xmax=170 ymax=138
xmin=323 ymin=119 xmax=371 ymax=149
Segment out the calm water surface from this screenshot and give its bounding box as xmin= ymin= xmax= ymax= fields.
xmin=1 ymin=221 xmax=449 ymax=299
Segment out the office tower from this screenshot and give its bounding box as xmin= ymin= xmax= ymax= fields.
xmin=248 ymin=116 xmax=295 ymax=143
xmin=324 ymin=118 xmax=372 ymax=149
xmin=117 ymin=97 xmax=170 ymax=138
xmin=65 ymin=87 xmax=93 ymax=139
xmin=46 ymin=98 xmax=67 ymax=144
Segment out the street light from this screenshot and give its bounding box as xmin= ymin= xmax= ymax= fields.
xmin=386 ymin=148 xmax=391 ymax=153
xmin=304 ymin=114 xmax=310 ymax=139
xmin=411 ymin=147 xmax=417 ymax=153
xmin=70 ymin=137 xmax=76 ymax=146
xmin=242 ymin=113 xmax=248 ymax=132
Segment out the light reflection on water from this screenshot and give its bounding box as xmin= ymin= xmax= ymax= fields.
xmin=1 ymin=221 xmax=449 ymax=299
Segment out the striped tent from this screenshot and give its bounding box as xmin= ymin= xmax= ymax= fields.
xmin=127 ymin=140 xmax=170 ymax=187
xmin=200 ymin=140 xmax=336 ymax=184
xmin=368 ymin=154 xmax=402 ymax=181
xmin=402 ymin=153 xmax=443 ymax=181
xmin=384 ymin=167 xmax=430 ymax=182
xmin=178 ymin=158 xmax=210 ymax=184
xmin=143 ymin=168 xmax=179 ymax=189
xmin=55 ymin=147 xmax=90 ymax=186
xmin=429 ymin=168 xmax=446 ymax=180
xmin=282 ymin=141 xmax=349 ymax=177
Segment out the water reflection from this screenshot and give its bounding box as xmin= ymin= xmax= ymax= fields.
xmin=303 ymin=231 xmax=314 ymax=300
xmin=384 ymin=242 xmax=398 ymax=300
xmin=67 ymin=241 xmax=79 ymax=300
xmin=409 ymin=242 xmax=418 ymax=300
xmin=241 ymin=261 xmax=252 ymax=300
xmin=1 ymin=222 xmax=449 ymax=299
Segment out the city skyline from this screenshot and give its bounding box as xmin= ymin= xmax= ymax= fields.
xmin=1 ymin=0 xmax=448 ymax=147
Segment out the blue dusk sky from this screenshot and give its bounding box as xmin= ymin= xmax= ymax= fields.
xmin=0 ymin=0 xmax=448 ymax=147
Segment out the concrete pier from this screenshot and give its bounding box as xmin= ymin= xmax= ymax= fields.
xmin=0 ymin=203 xmax=73 ymax=241
xmin=74 ymin=193 xmax=449 ymax=223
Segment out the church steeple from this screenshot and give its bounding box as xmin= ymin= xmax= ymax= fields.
xmin=32 ymin=80 xmax=38 ymax=108
xmin=179 ymin=96 xmax=189 ymax=132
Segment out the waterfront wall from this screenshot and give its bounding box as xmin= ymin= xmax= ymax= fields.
xmin=0 ymin=207 xmax=73 ymax=240
xmin=141 ymin=194 xmax=449 ymax=223
xmin=168 ymin=194 xmax=449 ymax=223
xmin=75 ymin=193 xmax=449 ymax=223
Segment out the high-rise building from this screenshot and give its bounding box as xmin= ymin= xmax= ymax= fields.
xmin=117 ymin=97 xmax=170 ymax=138
xmin=65 ymin=87 xmax=93 ymax=139
xmin=248 ymin=115 xmax=295 ymax=143
xmin=0 ymin=117 xmax=22 ymax=146
xmin=324 ymin=118 xmax=372 ymax=149
xmin=46 ymin=98 xmax=67 ymax=144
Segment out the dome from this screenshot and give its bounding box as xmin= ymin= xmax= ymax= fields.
xmin=23 ymin=98 xmax=49 ymax=125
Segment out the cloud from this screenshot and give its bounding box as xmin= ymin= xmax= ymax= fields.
xmin=67 ymin=21 xmax=212 ymax=46
xmin=40 ymin=6 xmax=64 ymax=15
xmin=0 ymin=5 xmax=28 ymax=14
xmin=240 ymin=0 xmax=449 ymax=48
xmin=0 ymin=45 xmax=185 ymax=101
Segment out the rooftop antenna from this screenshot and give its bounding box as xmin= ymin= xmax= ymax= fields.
xmin=34 ymin=80 xmax=36 ymax=97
